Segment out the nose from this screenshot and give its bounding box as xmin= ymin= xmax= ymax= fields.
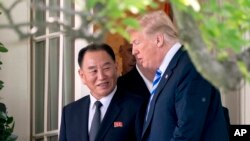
xmin=132 ymin=45 xmax=138 ymax=56
xmin=97 ymin=70 xmax=106 ymax=80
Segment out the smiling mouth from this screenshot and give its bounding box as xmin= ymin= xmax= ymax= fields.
xmin=97 ymin=82 xmax=109 ymax=88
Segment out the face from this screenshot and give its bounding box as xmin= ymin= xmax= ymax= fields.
xmin=130 ymin=31 xmax=158 ymax=70
xmin=78 ymin=50 xmax=118 ymax=99
xmin=119 ymin=40 xmax=136 ymax=74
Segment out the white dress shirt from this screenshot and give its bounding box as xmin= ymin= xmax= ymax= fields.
xmin=88 ymin=86 xmax=117 ymax=132
xmin=158 ymin=42 xmax=182 ymax=78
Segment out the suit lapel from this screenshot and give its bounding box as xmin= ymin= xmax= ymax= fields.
xmin=95 ymin=91 xmax=121 ymax=141
xmin=142 ymin=47 xmax=185 ymax=137
xmin=79 ymin=97 xmax=90 ymax=141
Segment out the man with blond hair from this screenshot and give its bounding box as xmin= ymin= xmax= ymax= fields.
xmin=128 ymin=10 xmax=229 ymax=141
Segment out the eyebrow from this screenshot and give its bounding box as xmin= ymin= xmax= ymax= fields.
xmin=86 ymin=62 xmax=112 ymax=70
xmin=103 ymin=62 xmax=112 ymax=67
xmin=87 ymin=66 xmax=96 ymax=70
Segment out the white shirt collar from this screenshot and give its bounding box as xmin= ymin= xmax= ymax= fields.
xmin=158 ymin=42 xmax=182 ymax=75
xmin=89 ymin=86 xmax=117 ymax=110
xmin=88 ymin=86 xmax=117 ymax=132
xmin=136 ymin=65 xmax=152 ymax=91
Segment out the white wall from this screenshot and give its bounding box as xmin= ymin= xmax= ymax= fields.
xmin=74 ymin=39 xmax=90 ymax=100
xmin=74 ymin=1 xmax=91 ymax=100
xmin=222 ymin=90 xmax=241 ymax=124
xmin=240 ymin=82 xmax=250 ymax=124
xmin=0 ymin=0 xmax=30 ymax=141
xmin=221 ymin=81 xmax=250 ymax=125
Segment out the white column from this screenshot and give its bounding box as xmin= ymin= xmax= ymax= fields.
xmin=74 ymin=1 xmax=92 ymax=100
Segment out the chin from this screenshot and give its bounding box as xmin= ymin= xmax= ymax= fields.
xmin=100 ymin=89 xmax=113 ymax=96
xmin=142 ymin=63 xmax=147 ymax=68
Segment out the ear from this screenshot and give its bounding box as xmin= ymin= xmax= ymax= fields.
xmin=115 ymin=61 xmax=118 ymax=71
xmin=78 ymin=69 xmax=86 ymax=84
xmin=155 ymin=34 xmax=164 ymax=48
xmin=114 ymin=61 xmax=119 ymax=75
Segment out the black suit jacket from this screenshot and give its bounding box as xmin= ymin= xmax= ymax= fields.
xmin=141 ymin=48 xmax=229 ymax=141
xmin=59 ymin=87 xmax=143 ymax=141
xmin=118 ymin=67 xmax=150 ymax=100
xmin=117 ymin=67 xmax=151 ymax=139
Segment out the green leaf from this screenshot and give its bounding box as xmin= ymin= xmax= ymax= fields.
xmin=7 ymin=117 xmax=14 ymax=124
xmin=11 ymin=122 xmax=15 ymax=132
xmin=0 ymin=111 xmax=7 ymax=120
xmin=0 ymin=84 xmax=3 ymax=90
xmin=122 ymin=18 xmax=139 ymax=28
xmin=86 ymin=0 xmax=99 ymax=9
xmin=6 ymin=134 xmax=18 ymax=141
xmin=0 ymin=61 xmax=2 ymax=65
xmin=0 ymin=42 xmax=8 ymax=52
xmin=237 ymin=61 xmax=250 ymax=81
xmin=0 ymin=103 xmax=6 ymax=111
xmin=0 ymin=81 xmax=4 ymax=90
xmin=116 ymin=27 xmax=130 ymax=41
xmin=217 ymin=50 xmax=229 ymax=61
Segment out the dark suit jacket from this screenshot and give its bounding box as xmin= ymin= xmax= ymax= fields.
xmin=117 ymin=67 xmax=150 ymax=100
xmin=117 ymin=67 xmax=151 ymax=138
xmin=141 ymin=48 xmax=229 ymax=141
xmin=59 ymin=87 xmax=143 ymax=141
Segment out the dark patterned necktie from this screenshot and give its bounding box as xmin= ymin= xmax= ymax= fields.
xmin=89 ymin=101 xmax=102 ymax=141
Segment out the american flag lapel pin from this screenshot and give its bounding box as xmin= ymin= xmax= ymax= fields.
xmin=165 ymin=74 xmax=169 ymax=79
xmin=114 ymin=121 xmax=123 ymax=128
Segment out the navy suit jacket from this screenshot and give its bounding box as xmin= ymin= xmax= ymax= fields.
xmin=59 ymin=87 xmax=143 ymax=141
xmin=141 ymin=48 xmax=229 ymax=141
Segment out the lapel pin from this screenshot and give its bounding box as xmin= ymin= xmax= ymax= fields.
xmin=114 ymin=121 xmax=123 ymax=127
xmin=165 ymin=74 xmax=169 ymax=79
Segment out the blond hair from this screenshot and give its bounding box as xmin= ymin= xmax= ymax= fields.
xmin=133 ymin=10 xmax=178 ymax=42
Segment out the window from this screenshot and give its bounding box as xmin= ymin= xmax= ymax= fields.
xmin=31 ymin=0 xmax=75 ymax=140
